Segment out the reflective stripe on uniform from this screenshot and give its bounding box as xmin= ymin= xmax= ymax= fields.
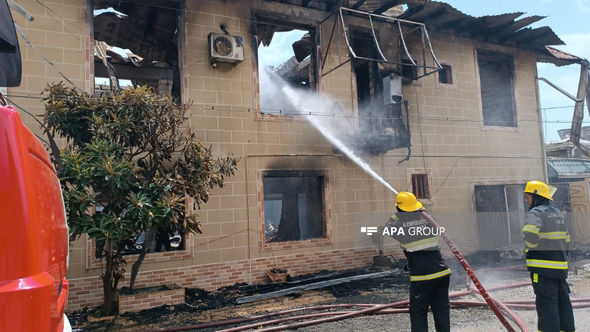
xmin=526 ymin=259 xmax=568 ymax=270
xmin=522 ymin=224 xmax=540 ymax=234
xmin=410 ymin=268 xmax=451 ymax=281
xmin=539 ymin=231 xmax=569 ymax=240
xmin=533 ymin=273 xmax=538 ymax=283
xmin=525 ymin=240 xmax=538 ymax=248
xmin=401 ymin=236 xmax=438 ymax=252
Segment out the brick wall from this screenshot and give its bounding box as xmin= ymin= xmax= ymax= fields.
xmin=118 ymin=287 xmax=185 ymax=314
xmin=66 ymin=235 xmax=481 ymax=312
xmin=68 ymin=247 xmax=377 ymax=311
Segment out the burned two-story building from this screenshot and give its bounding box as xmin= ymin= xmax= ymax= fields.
xmin=7 ymin=0 xmax=579 ymax=310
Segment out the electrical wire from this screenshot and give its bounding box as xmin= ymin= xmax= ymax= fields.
xmin=540 ymin=105 xmax=576 ymax=110
xmin=7 ymin=94 xmax=583 ymax=126
xmin=33 ymin=0 xmax=84 ymax=41
xmin=13 ymin=23 xmax=83 ymax=91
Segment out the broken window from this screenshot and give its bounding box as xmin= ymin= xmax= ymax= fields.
xmin=118 ymin=228 xmax=185 ymax=256
xmin=474 ymin=184 xmax=525 ymax=249
xmin=262 ymin=171 xmax=325 ymax=243
xmin=256 ymin=18 xmax=316 ymax=115
xmin=92 ymin=0 xmax=184 ymax=101
xmin=93 ymin=205 xmax=185 ymax=256
xmin=411 ymin=173 xmax=430 ymax=199
xmin=477 ymin=50 xmax=516 ymax=127
xmin=438 ymin=64 xmax=453 ymax=84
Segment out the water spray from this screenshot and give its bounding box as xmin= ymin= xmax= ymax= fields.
xmin=280 ymin=85 xmax=398 ymax=195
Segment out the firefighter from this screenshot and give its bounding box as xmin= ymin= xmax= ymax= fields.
xmin=522 ymin=180 xmax=575 ymax=332
xmin=385 ymin=191 xmax=451 ymax=332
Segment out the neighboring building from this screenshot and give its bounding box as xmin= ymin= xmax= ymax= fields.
xmin=546 ymin=129 xmax=590 ymax=158
xmin=547 ymin=158 xmax=590 ymax=244
xmin=558 ymin=126 xmax=590 ymax=141
xmin=7 ymin=0 xmax=580 ymax=310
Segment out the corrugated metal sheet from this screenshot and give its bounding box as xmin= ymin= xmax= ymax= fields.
xmin=268 ymin=0 xmax=581 ymax=65
xmin=538 ymin=46 xmax=584 ymax=66
xmin=548 ymin=159 xmax=590 ymax=177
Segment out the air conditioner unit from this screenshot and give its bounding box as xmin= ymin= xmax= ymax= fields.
xmin=208 ymin=32 xmax=244 ymax=63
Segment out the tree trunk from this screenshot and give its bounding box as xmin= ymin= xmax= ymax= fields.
xmin=102 ymin=241 xmax=115 ymax=315
xmin=129 ymin=227 xmax=156 ymax=289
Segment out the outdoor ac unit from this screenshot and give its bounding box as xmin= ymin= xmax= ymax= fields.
xmin=208 ymin=32 xmax=244 ymax=63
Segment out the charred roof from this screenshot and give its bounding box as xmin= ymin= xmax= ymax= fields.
xmin=267 ymin=0 xmax=582 ymax=66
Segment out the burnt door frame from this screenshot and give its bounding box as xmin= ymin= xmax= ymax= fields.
xmin=350 ymin=27 xmax=382 ymax=134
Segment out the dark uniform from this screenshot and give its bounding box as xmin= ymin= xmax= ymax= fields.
xmin=385 ymin=210 xmax=451 ymax=332
xmin=522 ymin=203 xmax=575 ymax=332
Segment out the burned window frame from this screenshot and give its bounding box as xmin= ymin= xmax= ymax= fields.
xmin=86 ymin=234 xmax=193 ymax=269
xmin=258 ymin=170 xmax=331 ymax=249
xmin=437 ymin=63 xmax=453 ymax=85
xmin=86 ymin=203 xmax=193 ymax=267
xmin=88 ymin=0 xmax=187 ymax=102
xmin=252 ymin=14 xmax=320 ymax=118
xmin=476 ymin=49 xmax=517 ymax=129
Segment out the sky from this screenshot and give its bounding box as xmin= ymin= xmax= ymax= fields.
xmin=259 ymin=0 xmax=590 ymax=142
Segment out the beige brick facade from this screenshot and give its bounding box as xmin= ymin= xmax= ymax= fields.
xmin=7 ymin=0 xmax=546 ymax=312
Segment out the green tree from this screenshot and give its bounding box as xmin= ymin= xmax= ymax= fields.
xmin=42 ymin=83 xmax=238 ymax=314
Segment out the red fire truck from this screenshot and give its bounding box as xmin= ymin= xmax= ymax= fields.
xmin=1 ymin=0 xmax=71 ymax=330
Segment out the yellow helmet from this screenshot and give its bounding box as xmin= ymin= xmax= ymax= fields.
xmin=524 ymin=180 xmax=553 ymax=200
xmin=396 ymin=192 xmax=423 ymax=212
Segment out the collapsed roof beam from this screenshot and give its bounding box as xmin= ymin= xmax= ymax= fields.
xmin=351 ymin=0 xmax=366 ymax=9
xmin=412 ymin=6 xmax=448 ymax=24
xmin=374 ymin=0 xmax=401 ymax=14
xmin=492 ymin=15 xmax=545 ymax=42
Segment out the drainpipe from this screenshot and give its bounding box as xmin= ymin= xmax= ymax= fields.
xmin=534 ymin=69 xmax=549 ymax=183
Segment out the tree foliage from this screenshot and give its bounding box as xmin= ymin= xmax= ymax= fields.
xmin=42 ymin=83 xmax=238 ymax=314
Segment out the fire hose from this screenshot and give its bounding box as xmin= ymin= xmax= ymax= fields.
xmin=420 ymin=211 xmax=519 ymax=332
xmin=144 ymin=280 xmax=590 ymax=332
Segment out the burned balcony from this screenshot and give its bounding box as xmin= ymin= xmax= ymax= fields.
xmin=320 ymin=7 xmax=440 ymax=156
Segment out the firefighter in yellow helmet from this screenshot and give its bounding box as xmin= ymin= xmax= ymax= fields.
xmin=522 ymin=180 xmax=575 ymax=332
xmin=384 ymin=192 xmax=450 ymax=332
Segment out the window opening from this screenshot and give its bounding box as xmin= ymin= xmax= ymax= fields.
xmin=256 ymin=18 xmax=316 ymax=115
xmin=477 ymin=50 xmax=516 ymax=127
xmin=92 ymin=0 xmax=184 ymax=101
xmin=351 ymin=28 xmax=381 ymax=133
xmin=93 ymin=205 xmax=186 ymax=256
xmin=262 ymin=171 xmax=325 ymax=243
xmin=118 ymin=228 xmax=185 ymax=256
xmin=474 ymin=184 xmax=525 ymax=249
xmin=438 ymin=64 xmax=452 ymax=84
